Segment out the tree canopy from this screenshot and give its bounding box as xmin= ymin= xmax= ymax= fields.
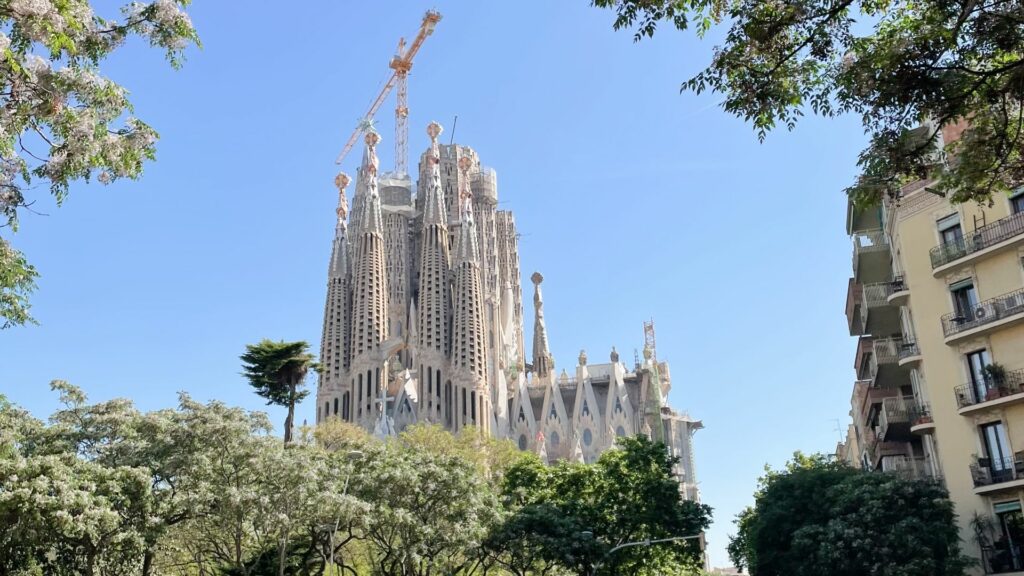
xmin=492 ymin=435 xmax=713 ymax=576
xmin=593 ymin=0 xmax=1024 ymax=206
xmin=1 ymin=385 xmax=710 ymax=576
xmin=240 ymin=339 xmax=316 ymax=444
xmin=0 ymin=0 xmax=199 ymax=329
xmin=727 ymin=452 xmax=970 ymax=576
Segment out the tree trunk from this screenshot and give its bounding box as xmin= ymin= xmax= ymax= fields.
xmin=284 ymin=378 xmax=296 ymax=444
xmin=142 ymin=547 xmax=155 ymax=576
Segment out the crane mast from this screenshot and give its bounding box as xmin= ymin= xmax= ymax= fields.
xmin=335 ymin=10 xmax=441 ymax=174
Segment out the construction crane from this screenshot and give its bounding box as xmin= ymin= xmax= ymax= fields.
xmin=335 ymin=10 xmax=442 ymax=175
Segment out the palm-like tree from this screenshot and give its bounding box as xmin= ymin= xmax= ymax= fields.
xmin=240 ymin=339 xmax=316 ymax=444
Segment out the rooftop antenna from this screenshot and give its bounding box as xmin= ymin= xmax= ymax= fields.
xmin=449 ymin=115 xmax=458 ymax=145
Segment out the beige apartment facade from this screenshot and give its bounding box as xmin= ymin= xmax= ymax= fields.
xmin=839 ymin=125 xmax=1024 ymax=574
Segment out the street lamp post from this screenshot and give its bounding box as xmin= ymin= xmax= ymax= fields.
xmin=583 ymin=533 xmax=703 ymax=576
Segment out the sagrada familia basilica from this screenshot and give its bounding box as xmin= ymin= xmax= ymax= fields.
xmin=315 ymin=122 xmax=702 ymax=501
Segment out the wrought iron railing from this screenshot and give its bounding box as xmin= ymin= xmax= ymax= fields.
xmin=882 ymin=455 xmax=936 ymax=481
xmin=941 ymin=287 xmax=1024 ymax=337
xmin=953 ymin=368 xmax=1024 ymax=408
xmin=909 ymin=402 xmax=932 ymax=427
xmin=930 ymin=211 xmax=1024 ymax=268
xmin=898 ymin=340 xmax=920 ymax=361
xmin=890 ymin=275 xmax=907 ymax=293
xmin=982 ymin=541 xmax=1024 ymax=574
xmin=970 ymin=455 xmax=1022 ymax=487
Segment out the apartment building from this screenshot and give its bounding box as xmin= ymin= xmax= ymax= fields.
xmin=838 ymin=124 xmax=1024 ymax=575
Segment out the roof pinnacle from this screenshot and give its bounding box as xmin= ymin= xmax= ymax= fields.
xmin=334 ymin=171 xmax=350 ymax=223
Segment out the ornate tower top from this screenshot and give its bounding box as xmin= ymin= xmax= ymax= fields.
xmin=422 ymin=122 xmax=446 ymax=226
xmin=427 ymin=121 xmax=442 ymax=144
xmin=610 ymin=346 xmax=619 ymax=363
xmin=334 ymin=171 xmax=350 ymax=224
xmin=531 ymin=271 xmax=552 ymax=379
xmin=578 ymin=349 xmax=587 ymax=366
xmin=359 ymin=131 xmax=383 ymax=234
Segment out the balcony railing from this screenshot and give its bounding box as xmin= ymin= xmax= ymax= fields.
xmin=970 ymin=454 xmax=1024 ymax=487
xmin=941 ymin=287 xmax=1024 ymax=338
xmin=954 ymin=368 xmax=1024 ymax=408
xmin=910 ymin=402 xmax=932 ymax=426
xmin=898 ymin=340 xmax=920 ymax=361
xmin=873 ymin=337 xmax=904 ymax=364
xmin=982 ymin=542 xmax=1024 ymax=575
xmin=882 ymin=455 xmax=937 ymax=481
xmin=929 ymin=211 xmax=1024 ymax=269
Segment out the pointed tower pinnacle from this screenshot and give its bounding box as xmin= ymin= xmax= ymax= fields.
xmin=531 ymin=272 xmax=553 ymax=379
xmin=349 ymin=129 xmax=389 ymax=368
xmin=451 ymin=152 xmax=489 ymax=433
xmin=318 ymin=171 xmax=354 ymax=422
xmin=416 ymin=122 xmax=453 ymax=424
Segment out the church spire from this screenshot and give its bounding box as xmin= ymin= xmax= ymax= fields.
xmin=318 ymin=171 xmax=354 ymax=423
xmin=451 ymin=155 xmax=490 ymax=433
xmin=349 ymin=130 xmax=390 ymax=367
xmin=531 ymin=271 xmax=553 ymax=379
xmin=415 ymin=122 xmax=453 ymax=424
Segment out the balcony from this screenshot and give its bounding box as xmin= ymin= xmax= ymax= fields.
xmin=941 ymin=287 xmax=1024 ymax=344
xmin=881 ymin=455 xmax=939 ymax=481
xmin=898 ymin=340 xmax=922 ymax=367
xmin=954 ymin=368 xmax=1024 ymax=415
xmin=861 ymin=281 xmax=902 ymax=336
xmin=910 ymin=403 xmax=935 ymax=435
xmin=870 ymin=337 xmax=914 ymax=388
xmin=847 ymin=199 xmax=883 ymax=235
xmin=878 ymin=396 xmax=916 ymax=442
xmin=853 ymin=230 xmax=891 ymax=284
xmin=887 ymin=275 xmax=910 ymax=306
xmin=930 ymin=210 xmax=1024 ymax=274
xmin=970 ymin=453 xmax=1024 ymax=495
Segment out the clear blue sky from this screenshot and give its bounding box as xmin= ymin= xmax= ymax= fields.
xmin=0 ymin=1 xmax=867 ymax=567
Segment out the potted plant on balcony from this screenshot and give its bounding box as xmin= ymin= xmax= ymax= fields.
xmin=985 ymin=363 xmax=1009 ymax=399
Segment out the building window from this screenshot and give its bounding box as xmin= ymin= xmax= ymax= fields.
xmin=583 ymin=428 xmax=593 ymax=446
xmin=982 ymin=421 xmax=1014 ymax=475
xmin=951 ymin=279 xmax=979 ymax=321
xmin=968 ymin=349 xmax=994 ymax=401
xmin=992 ymin=501 xmax=1024 ymax=573
xmin=1012 ymin=190 xmax=1024 ymax=214
xmin=937 ymin=213 xmax=963 ymax=246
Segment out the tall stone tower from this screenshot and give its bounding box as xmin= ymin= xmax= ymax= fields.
xmin=348 ymin=130 xmax=390 ymax=428
xmin=314 ymin=123 xmax=701 ymax=510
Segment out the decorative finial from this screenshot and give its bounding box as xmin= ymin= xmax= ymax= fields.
xmin=334 ymin=171 xmax=350 ymax=222
xmin=531 ymin=272 xmax=544 ymax=286
xmin=334 ymin=172 xmax=350 ymax=191
xmin=427 ymin=121 xmax=442 ymax=142
xmin=610 ymin=346 xmax=619 ymax=363
xmin=643 ymin=345 xmax=653 ymax=360
xmin=579 ymin=349 xmax=587 ymax=366
xmin=363 ymin=131 xmax=380 ymax=177
xmin=458 ymin=155 xmax=474 ymax=219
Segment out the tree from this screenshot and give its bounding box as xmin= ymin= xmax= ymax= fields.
xmin=493 ymin=435 xmax=712 ymax=576
xmin=0 ymin=0 xmax=199 ymax=329
xmin=593 ymin=0 xmax=1024 ymax=206
xmin=727 ymin=452 xmax=970 ymax=576
xmin=352 ymin=439 xmax=500 ymax=576
xmin=241 ymin=339 xmax=316 ymax=444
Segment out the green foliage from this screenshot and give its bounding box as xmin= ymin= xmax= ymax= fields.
xmin=3 ymin=386 xmax=711 ymax=576
xmin=241 ymin=339 xmax=316 ymax=444
xmin=0 ymin=0 xmax=200 ymax=329
xmin=491 ymin=435 xmax=712 ymax=576
xmin=594 ymin=0 xmax=1024 ymax=206
xmin=727 ymin=452 xmax=970 ymax=576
